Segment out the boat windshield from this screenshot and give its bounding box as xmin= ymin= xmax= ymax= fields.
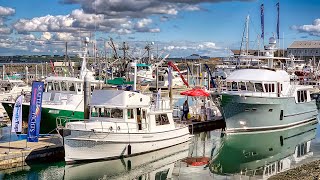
xmin=91 ymin=107 xmax=123 ymax=119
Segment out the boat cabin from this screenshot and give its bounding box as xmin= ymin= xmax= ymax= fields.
xmin=87 ymin=90 xmax=175 ymax=132
xmin=224 ymin=68 xmax=313 ymax=103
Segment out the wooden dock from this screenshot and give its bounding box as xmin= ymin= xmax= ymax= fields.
xmin=0 ymin=135 xmax=64 ymax=170
xmin=175 ymin=116 xmax=225 ymax=133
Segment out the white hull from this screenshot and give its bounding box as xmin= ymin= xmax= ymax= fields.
xmin=64 ymin=127 xmax=191 ymax=162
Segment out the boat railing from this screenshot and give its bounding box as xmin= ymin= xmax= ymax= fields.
xmin=150 ymin=99 xmax=172 ymax=112
xmin=56 ymin=116 xmax=149 ymax=133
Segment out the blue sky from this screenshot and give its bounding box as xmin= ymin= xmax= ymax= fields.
xmin=0 ymin=0 xmax=319 ymax=57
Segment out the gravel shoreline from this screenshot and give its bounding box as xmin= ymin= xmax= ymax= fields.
xmin=269 ymin=160 xmax=320 ymax=180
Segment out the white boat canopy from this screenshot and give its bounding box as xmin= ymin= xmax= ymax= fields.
xmin=226 ymin=68 xmax=290 ymax=82
xmin=90 ymin=90 xmax=151 ymax=108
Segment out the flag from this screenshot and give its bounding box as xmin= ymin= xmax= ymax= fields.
xmin=11 ymin=95 xmax=23 ymax=133
xmin=204 ymin=64 xmax=216 ymax=88
xmin=260 ymin=4 xmax=264 ymax=39
xmin=27 ymin=81 xmax=44 ymax=142
xmin=276 ymin=2 xmax=280 ymax=40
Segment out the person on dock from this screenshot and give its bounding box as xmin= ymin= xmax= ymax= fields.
xmin=181 ymin=100 xmax=189 ymax=121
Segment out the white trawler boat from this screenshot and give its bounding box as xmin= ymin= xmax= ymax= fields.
xmin=221 ymin=37 xmax=318 ymax=133
xmin=58 ymin=89 xmax=191 ymax=163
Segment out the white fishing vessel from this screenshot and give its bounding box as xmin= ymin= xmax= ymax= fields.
xmin=58 ymin=89 xmax=192 ymax=163
xmin=0 ymin=80 xmax=31 ymax=102
xmin=221 ymin=37 xmax=318 ymax=133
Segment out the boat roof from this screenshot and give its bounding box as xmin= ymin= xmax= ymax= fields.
xmin=227 ymin=68 xmax=290 ymax=82
xmin=90 ymin=90 xmax=150 ymax=108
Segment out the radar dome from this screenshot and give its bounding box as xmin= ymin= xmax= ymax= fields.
xmin=269 ymin=37 xmax=276 ymax=44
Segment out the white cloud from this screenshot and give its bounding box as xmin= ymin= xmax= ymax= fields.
xmin=293 ymin=19 xmax=320 ymax=36
xmin=0 ymin=27 xmax=11 ymax=34
xmin=21 ymin=34 xmax=37 ymax=40
xmin=0 ymin=6 xmax=15 ymax=16
xmin=41 ymin=32 xmax=52 ymax=40
xmin=136 ymin=18 xmax=152 ymax=29
xmin=13 ymin=15 xmax=75 ymax=33
xmin=32 ymin=48 xmax=41 ymax=53
xmin=54 ymin=32 xmax=79 ymax=41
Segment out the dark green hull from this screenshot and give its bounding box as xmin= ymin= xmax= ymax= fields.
xmin=2 ymin=102 xmax=83 ymax=134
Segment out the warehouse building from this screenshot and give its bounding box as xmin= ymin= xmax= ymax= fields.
xmin=287 ymin=40 xmax=320 ymax=61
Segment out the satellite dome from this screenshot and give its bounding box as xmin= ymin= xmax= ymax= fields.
xmin=269 ymin=37 xmax=276 ymax=44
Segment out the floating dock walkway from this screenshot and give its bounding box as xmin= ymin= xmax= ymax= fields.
xmin=0 ymin=135 xmax=63 ymax=170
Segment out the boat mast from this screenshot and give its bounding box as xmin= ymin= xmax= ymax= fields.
xmin=246 ymin=15 xmax=250 ymax=56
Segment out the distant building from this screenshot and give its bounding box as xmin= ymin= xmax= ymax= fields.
xmin=231 ymin=49 xmax=287 ymax=58
xmin=287 ymin=40 xmax=320 ymax=61
xmin=185 ymin=54 xmax=201 ymax=61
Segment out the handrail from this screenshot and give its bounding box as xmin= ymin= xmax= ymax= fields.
xmin=56 ymin=116 xmax=149 ymax=133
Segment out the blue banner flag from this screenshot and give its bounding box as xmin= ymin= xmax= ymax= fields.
xmin=204 ymin=64 xmax=216 ymax=88
xmin=27 ymin=81 xmax=44 ymax=142
xmin=260 ymin=4 xmax=264 ymax=39
xmin=276 ymin=2 xmax=280 ymax=40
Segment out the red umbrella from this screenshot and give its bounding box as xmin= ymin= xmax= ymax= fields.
xmin=180 ymin=88 xmax=210 ymax=97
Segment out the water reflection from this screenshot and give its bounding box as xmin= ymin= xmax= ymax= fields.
xmin=1 ymin=121 xmax=319 ymax=180
xmin=64 ymin=142 xmax=189 ymax=180
xmin=1 ymin=142 xmax=189 ymax=180
xmin=210 ymin=120 xmax=318 ymax=179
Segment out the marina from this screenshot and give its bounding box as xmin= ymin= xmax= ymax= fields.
xmin=0 ymin=0 xmax=320 ymax=179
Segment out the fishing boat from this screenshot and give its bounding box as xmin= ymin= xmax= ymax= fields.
xmin=1 ymin=40 xmax=103 ymax=133
xmin=220 ymin=37 xmax=318 ymax=133
xmin=0 ymin=80 xmax=31 ymax=102
xmin=58 ymin=89 xmax=192 ymax=163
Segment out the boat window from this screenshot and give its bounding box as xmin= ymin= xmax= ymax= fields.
xmin=159 ymin=76 xmax=164 ymax=81
xmin=247 ymin=81 xmax=254 ymax=91
xmin=264 ymin=84 xmax=269 ymax=92
xmin=226 ymin=82 xmax=232 ymax=91
xmin=255 ymin=168 xmax=264 ymax=175
xmin=47 ymin=82 xmax=54 ymax=91
xmin=155 ymin=114 xmax=170 ymax=126
xmin=103 ymin=108 xmax=111 ymax=117
xmin=231 ymin=82 xmax=238 ymax=91
xmin=61 ymin=81 xmax=68 ymax=91
xmin=238 ymin=82 xmax=246 ymax=91
xmin=264 ymin=83 xmax=275 ymax=93
xmin=111 ymin=109 xmax=123 ymax=119
xmin=142 ymin=110 xmax=146 ymax=119
xmin=127 ymin=109 xmax=134 ymax=119
xmin=91 ymin=107 xmax=98 ymax=117
xmin=271 ymin=164 xmax=275 ymax=173
xmin=69 ymin=82 xmax=75 ymax=91
xmin=53 ymin=82 xmax=60 ymax=91
xmin=297 ymin=90 xmax=308 ymax=103
xmin=77 ymin=83 xmax=82 ymax=92
xmin=255 ymin=83 xmax=263 ymax=92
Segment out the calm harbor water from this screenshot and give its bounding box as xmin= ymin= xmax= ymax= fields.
xmin=0 ymin=118 xmax=319 ymax=180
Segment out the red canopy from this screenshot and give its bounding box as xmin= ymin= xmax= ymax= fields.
xmin=180 ymin=88 xmax=210 ymax=97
